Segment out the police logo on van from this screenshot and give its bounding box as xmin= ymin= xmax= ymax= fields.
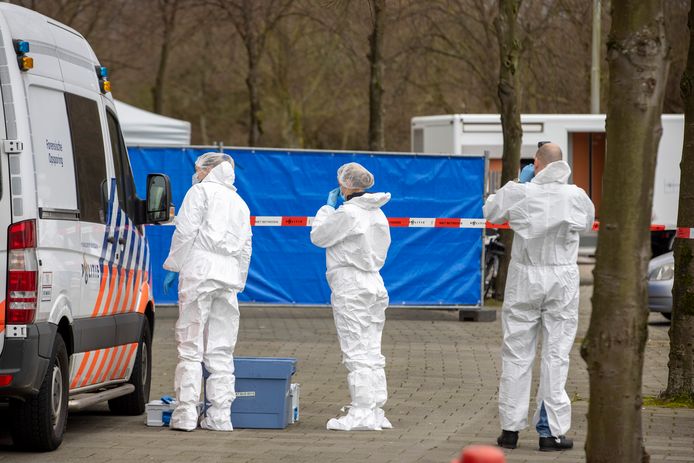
xmin=81 ymin=259 xmax=101 ymax=285
xmin=46 ymin=139 xmax=64 ymax=167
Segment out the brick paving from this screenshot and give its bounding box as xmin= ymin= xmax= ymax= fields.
xmin=0 ymin=264 xmax=692 ymax=462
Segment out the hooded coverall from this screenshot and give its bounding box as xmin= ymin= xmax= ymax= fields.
xmin=484 ymin=160 xmax=594 ymax=437
xmin=311 ymin=192 xmax=393 ymax=431
xmin=164 ymin=162 xmax=252 ymax=431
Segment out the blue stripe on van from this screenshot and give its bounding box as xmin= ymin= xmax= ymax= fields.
xmin=99 ymin=178 xmax=118 ymax=264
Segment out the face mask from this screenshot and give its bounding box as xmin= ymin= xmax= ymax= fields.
xmin=192 ymin=173 xmax=200 ymax=185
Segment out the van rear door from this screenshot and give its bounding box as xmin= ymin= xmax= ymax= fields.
xmin=0 ymin=78 xmax=9 ymax=355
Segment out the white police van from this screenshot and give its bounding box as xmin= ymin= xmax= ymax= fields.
xmin=0 ymin=4 xmax=172 ymax=451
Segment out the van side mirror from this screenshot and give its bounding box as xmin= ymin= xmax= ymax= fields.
xmin=146 ymin=174 xmax=171 ymax=224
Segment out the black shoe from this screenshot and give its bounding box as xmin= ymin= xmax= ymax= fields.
xmin=539 ymin=435 xmax=573 ymax=451
xmin=497 ymin=430 xmax=519 ymax=449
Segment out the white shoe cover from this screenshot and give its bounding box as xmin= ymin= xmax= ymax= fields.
xmin=200 ymin=417 xmax=233 ymax=432
xmin=170 ymin=404 xmax=198 ymax=432
xmin=374 ymin=408 xmax=393 ymax=429
xmin=326 ymin=407 xmax=392 ymax=431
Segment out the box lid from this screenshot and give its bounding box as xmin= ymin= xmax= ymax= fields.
xmin=234 ymin=357 xmax=296 ymax=379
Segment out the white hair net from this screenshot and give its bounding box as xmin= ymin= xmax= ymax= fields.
xmin=196 ymin=152 xmax=234 ymax=171
xmin=337 ymin=162 xmax=375 ymax=190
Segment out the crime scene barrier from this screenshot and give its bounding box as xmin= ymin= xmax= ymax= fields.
xmin=128 ymin=146 xmax=486 ymax=307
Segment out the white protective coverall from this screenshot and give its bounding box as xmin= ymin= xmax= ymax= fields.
xmin=483 ymin=160 xmax=594 ymax=438
xmin=311 ymin=192 xmax=393 ymax=431
xmin=163 ymin=159 xmax=252 ymax=431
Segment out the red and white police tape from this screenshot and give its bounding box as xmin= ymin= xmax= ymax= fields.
xmin=249 ymin=216 xmax=506 ymax=228
xmin=248 ymin=216 xmax=670 ymax=231
xmin=163 ymin=216 xmax=672 ymax=231
xmin=676 ymin=227 xmax=694 ymax=239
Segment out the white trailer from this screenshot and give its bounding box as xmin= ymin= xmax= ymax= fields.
xmin=411 ymin=114 xmax=683 ymax=251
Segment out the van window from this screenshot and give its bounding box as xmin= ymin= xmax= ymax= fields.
xmin=28 ymin=86 xmax=78 ymax=212
xmin=65 ymin=93 xmax=108 ymax=223
xmin=106 ymin=109 xmax=138 ymax=220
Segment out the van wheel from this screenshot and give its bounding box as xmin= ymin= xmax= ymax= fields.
xmin=10 ymin=334 xmax=69 ymax=451
xmin=108 ymin=321 xmax=151 ymax=415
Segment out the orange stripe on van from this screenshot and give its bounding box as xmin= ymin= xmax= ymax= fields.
xmin=121 ymin=269 xmax=135 ymax=313
xmin=131 ymin=270 xmax=142 ymax=312
xmin=137 ymin=280 xmax=150 ymax=314
xmin=119 ymin=267 xmax=128 ymax=311
xmin=118 ymin=268 xmax=132 ymax=314
xmin=117 ymin=343 xmax=138 ymax=379
xmin=0 ymin=300 xmax=5 ymax=333
xmin=99 ymin=345 xmax=119 ymax=383
xmin=81 ymin=349 xmax=103 ymax=387
xmin=91 ymin=264 xmax=109 ymax=317
xmin=92 ymin=347 xmax=112 ymax=385
xmin=70 ymin=351 xmax=91 ymax=389
xmin=110 ymin=345 xmax=128 ymax=381
xmin=101 ymin=264 xmax=118 ymax=317
xmin=110 ymin=269 xmax=124 ymax=316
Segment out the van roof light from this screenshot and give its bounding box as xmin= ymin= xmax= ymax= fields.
xmin=95 ymin=66 xmax=108 ymax=79
xmin=13 ymin=40 xmax=30 ymax=54
xmin=18 ymin=56 xmax=33 ymax=72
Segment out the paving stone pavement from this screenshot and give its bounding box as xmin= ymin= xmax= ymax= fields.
xmin=0 ymin=265 xmax=692 ymax=462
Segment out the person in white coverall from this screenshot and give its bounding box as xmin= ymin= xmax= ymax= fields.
xmin=162 ymin=153 xmax=252 ymax=432
xmin=310 ymin=162 xmax=392 ymax=431
xmin=484 ymin=143 xmax=594 ymax=451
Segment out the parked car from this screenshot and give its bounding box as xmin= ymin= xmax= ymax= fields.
xmin=648 ymin=251 xmax=673 ymax=320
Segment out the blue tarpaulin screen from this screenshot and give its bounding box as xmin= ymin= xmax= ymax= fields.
xmin=128 ymin=147 xmax=484 ymax=306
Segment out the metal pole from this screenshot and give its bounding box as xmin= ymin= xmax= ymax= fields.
xmin=591 ymin=0 xmax=601 ymax=114
xmin=481 ymin=150 xmax=491 ymax=308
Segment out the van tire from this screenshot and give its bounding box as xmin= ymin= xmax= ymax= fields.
xmin=108 ymin=321 xmax=151 ymax=415
xmin=10 ymin=334 xmax=69 ymax=451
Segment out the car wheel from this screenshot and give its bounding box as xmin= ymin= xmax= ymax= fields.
xmin=108 ymin=321 xmax=152 ymax=415
xmin=10 ymin=334 xmax=69 ymax=451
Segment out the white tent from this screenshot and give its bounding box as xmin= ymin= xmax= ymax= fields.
xmin=114 ymin=100 xmax=191 ymax=146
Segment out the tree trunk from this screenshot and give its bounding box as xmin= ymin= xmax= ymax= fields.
xmin=152 ymin=31 xmax=172 ymax=114
xmin=580 ymin=0 xmax=669 ymax=461
xmin=241 ymin=0 xmax=263 ymax=147
xmin=664 ymin=0 xmax=694 ymax=401
xmin=246 ymin=48 xmax=263 ymax=146
xmin=151 ymin=0 xmax=178 ymax=115
xmin=367 ymin=0 xmax=386 ymax=151
xmin=493 ymin=0 xmax=523 ymax=300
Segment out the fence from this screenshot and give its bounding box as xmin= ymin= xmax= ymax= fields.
xmin=128 ymin=146 xmax=486 ymax=307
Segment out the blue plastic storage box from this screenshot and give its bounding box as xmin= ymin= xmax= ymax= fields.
xmin=204 ymin=357 xmax=296 ymax=429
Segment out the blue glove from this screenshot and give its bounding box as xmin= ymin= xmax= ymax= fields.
xmin=163 ymin=271 xmax=178 ymax=295
xmin=327 ymin=188 xmax=340 ymax=208
xmin=519 ymin=164 xmax=535 ymax=183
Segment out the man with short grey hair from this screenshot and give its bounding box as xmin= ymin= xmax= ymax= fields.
xmin=485 ymin=143 xmax=595 ymax=451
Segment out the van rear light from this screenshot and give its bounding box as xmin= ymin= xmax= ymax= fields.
xmin=6 ymin=220 xmax=37 ymax=324
xmin=8 ymin=220 xmax=36 ymax=249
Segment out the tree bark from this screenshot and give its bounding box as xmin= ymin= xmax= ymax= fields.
xmin=238 ymin=0 xmax=263 ymax=147
xmin=367 ymin=0 xmax=386 ymax=151
xmin=152 ymin=0 xmax=179 ymax=115
xmin=246 ymin=40 xmax=263 ymax=147
xmin=664 ymin=0 xmax=694 ymax=401
xmin=580 ymin=0 xmax=669 ymax=461
xmin=493 ymin=0 xmax=523 ymax=300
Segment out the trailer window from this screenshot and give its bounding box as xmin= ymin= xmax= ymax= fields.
xmin=65 ymin=93 xmax=107 ymax=223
